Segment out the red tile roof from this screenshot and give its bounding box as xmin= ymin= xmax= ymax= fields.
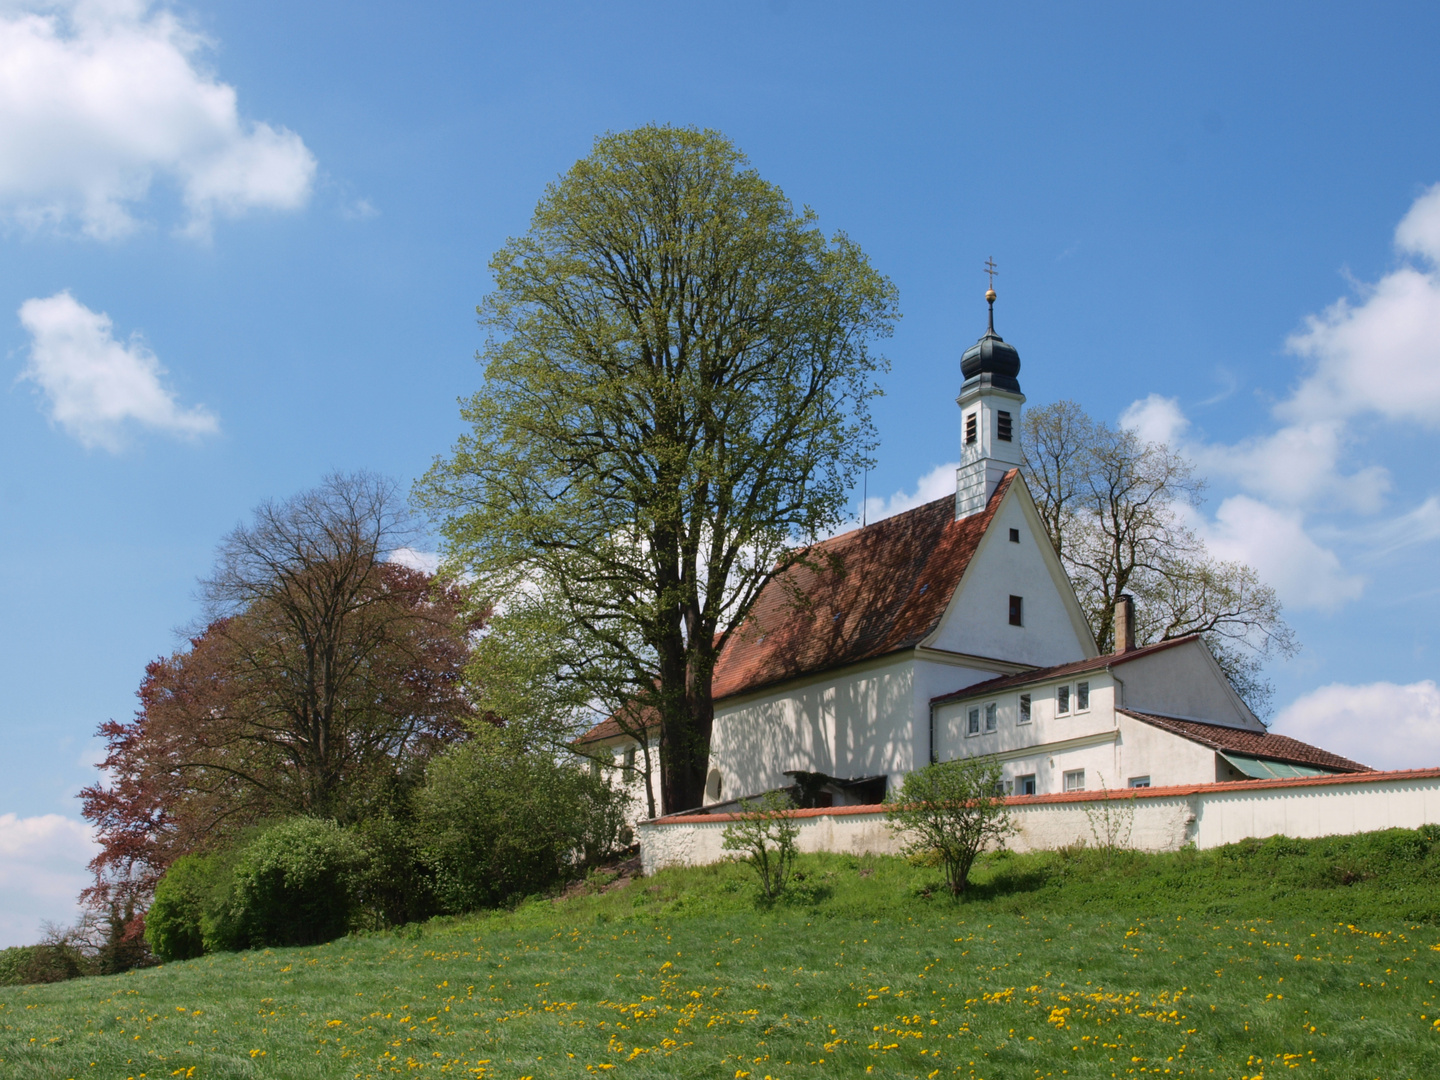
xmin=578 ymin=703 xmax=657 ymax=745
xmin=929 ymin=636 xmax=1196 ymax=705
xmin=1120 ymin=709 xmax=1370 ymax=773
xmin=709 ymin=471 xmax=1017 ymax=703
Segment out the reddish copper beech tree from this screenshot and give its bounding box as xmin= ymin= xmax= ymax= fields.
xmin=80 ymin=473 xmax=476 ymax=915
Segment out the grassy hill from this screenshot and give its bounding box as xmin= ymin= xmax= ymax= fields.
xmin=6 ymin=828 xmax=1440 ymax=1079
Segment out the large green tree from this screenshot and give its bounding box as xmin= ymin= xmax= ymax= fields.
xmin=419 ymin=126 xmax=897 ymax=812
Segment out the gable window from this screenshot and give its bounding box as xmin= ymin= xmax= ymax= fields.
xmin=967 ymin=707 xmax=980 ymax=735
xmin=985 ymin=702 xmax=997 ymax=732
xmin=1063 ymin=769 xmax=1086 ymax=792
xmin=1076 ymin=681 xmax=1090 ymax=711
xmin=1128 ymin=776 xmax=1151 ymax=789
xmin=1008 ymin=527 xmax=1020 ymax=543
xmin=1008 ymin=595 xmax=1023 ymax=626
xmin=965 ymin=412 xmax=978 ymax=445
xmin=1018 ymin=693 xmax=1031 ymax=724
xmin=1017 ymin=773 xmax=1037 ymax=796
xmin=1056 ymin=684 xmax=1071 ymax=714
xmin=997 ymin=410 xmax=1013 ymax=441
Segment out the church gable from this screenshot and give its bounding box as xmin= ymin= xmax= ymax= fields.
xmin=709 ymin=472 xmax=1016 ymax=703
xmin=924 ymin=474 xmax=1097 ymax=668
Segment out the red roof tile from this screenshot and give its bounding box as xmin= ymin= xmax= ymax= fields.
xmin=929 ymin=636 xmax=1197 ymax=705
xmin=578 ymin=703 xmax=658 ymax=745
xmin=708 ymin=471 xmax=1016 ymax=703
xmin=1120 ymin=709 xmax=1370 ymax=773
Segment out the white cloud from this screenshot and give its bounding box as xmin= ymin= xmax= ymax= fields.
xmin=1272 ymin=679 xmax=1440 ymax=772
xmin=861 ymin=461 xmax=958 ymax=524
xmin=0 ymin=0 xmax=315 ymax=238
xmin=0 ymin=812 xmax=97 ymax=948
xmin=1366 ymin=496 xmax=1440 ymax=556
xmin=1282 ymin=183 xmax=1440 ymax=429
xmin=388 ymin=546 xmax=440 ymax=575
xmin=18 ymin=290 xmax=218 ymax=450
xmin=1190 ymin=495 xmax=1364 ymax=612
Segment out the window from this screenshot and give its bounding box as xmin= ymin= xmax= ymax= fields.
xmin=1002 ymin=779 xmax=1015 ymax=795
xmin=1017 ymin=774 xmax=1037 ymax=796
xmin=985 ymin=702 xmax=997 ymax=732
xmin=997 ymin=410 xmax=1013 ymax=441
xmin=588 ymin=757 xmax=601 ymax=779
xmin=1063 ymin=769 xmax=1086 ymax=792
xmin=965 ymin=412 xmax=977 ymax=445
xmin=1008 ymin=527 xmax=1020 ymax=543
xmin=1128 ymin=776 xmax=1151 ymax=789
xmin=1056 ymin=684 xmax=1071 ymax=714
xmin=1018 ymin=693 xmax=1031 ymax=724
xmin=623 ymin=745 xmax=637 ymax=770
xmin=967 ymin=707 xmax=980 ymax=735
xmin=1076 ymin=681 xmax=1090 ymax=711
xmin=1008 ymin=595 xmax=1023 ymax=626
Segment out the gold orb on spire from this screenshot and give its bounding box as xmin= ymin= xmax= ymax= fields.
xmin=985 ymin=287 xmax=997 ymax=303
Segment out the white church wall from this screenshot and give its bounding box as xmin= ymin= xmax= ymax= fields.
xmin=706 ymin=653 xmax=919 ymax=805
xmin=638 ymin=770 xmax=1440 ymax=874
xmin=927 ymin=490 xmax=1093 ymax=669
xmin=1116 ymin=640 xmax=1258 ymax=728
xmin=595 ymin=738 xmax=664 ymax=828
xmin=1114 ymin=711 xmax=1222 ymax=789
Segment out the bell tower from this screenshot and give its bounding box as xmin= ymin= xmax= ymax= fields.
xmin=955 ymin=261 xmax=1025 ymax=519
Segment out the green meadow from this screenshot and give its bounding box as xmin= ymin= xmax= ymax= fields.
xmin=6 ymin=829 xmax=1440 ymax=1080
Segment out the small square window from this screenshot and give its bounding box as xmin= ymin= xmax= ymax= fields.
xmin=1128 ymin=776 xmax=1151 ymax=789
xmin=985 ymin=702 xmax=997 ymax=732
xmin=1063 ymin=769 xmax=1086 ymax=792
xmin=1008 ymin=595 xmax=1023 ymax=626
xmin=997 ymin=410 xmax=1013 ymax=441
xmin=1076 ymin=681 xmax=1090 ymax=711
xmin=1008 ymin=527 xmax=1020 ymax=543
xmin=1018 ymin=693 xmax=1031 ymax=724
xmin=967 ymin=707 xmax=980 ymax=735
xmin=1056 ymin=684 xmax=1070 ymax=714
xmin=1017 ymin=773 xmax=1037 ymax=796
xmin=965 ymin=412 xmax=977 ymax=445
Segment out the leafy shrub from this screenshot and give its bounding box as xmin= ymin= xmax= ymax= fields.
xmin=887 ymin=755 xmax=1014 ymax=897
xmin=351 ymin=812 xmax=439 ymax=929
xmin=146 ymin=852 xmax=234 ymax=961
xmin=720 ymin=792 xmax=800 ymax=901
xmin=416 ymin=735 xmax=631 ymax=912
xmin=212 ymin=817 xmax=366 ymax=950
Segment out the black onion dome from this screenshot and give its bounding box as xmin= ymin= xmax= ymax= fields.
xmin=960 ymin=304 xmax=1022 ymax=393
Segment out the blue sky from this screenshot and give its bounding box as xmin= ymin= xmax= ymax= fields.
xmin=1 ymin=0 xmax=1438 ymax=944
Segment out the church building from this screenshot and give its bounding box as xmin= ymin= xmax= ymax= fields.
xmin=581 ymin=291 xmax=1365 ymax=817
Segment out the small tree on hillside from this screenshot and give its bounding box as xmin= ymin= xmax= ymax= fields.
xmin=721 ymin=792 xmax=800 ymax=901
xmin=887 ymin=756 xmax=1013 ymax=898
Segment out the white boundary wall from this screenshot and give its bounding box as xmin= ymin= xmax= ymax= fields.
xmin=638 ymin=769 xmax=1440 ymax=875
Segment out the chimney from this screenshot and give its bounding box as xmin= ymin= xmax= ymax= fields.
xmin=1114 ymin=594 xmax=1136 ymax=654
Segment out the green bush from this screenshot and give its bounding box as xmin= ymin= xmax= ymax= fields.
xmin=720 ymin=792 xmax=800 ymax=901
xmin=416 ymin=736 xmax=631 ymax=912
xmin=351 ymin=812 xmax=439 ymax=929
xmin=145 ymin=853 xmax=233 ymax=961
xmin=214 ymin=817 xmax=366 ymax=950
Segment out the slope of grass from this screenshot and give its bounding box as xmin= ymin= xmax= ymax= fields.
xmin=6 ymin=829 xmax=1440 ymax=1079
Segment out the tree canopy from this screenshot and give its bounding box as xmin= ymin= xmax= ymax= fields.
xmin=1022 ymin=401 xmax=1297 ymax=714
xmin=80 ymin=473 xmax=473 ymax=913
xmin=419 ymin=125 xmax=898 ymax=812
